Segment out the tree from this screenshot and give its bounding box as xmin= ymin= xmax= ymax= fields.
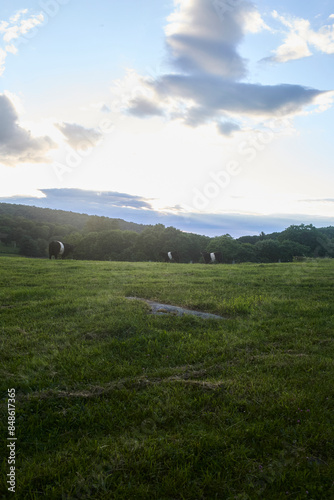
xmin=255 ymin=239 xmax=281 ymax=263
xmin=279 ymin=240 xmax=310 ymax=262
xmin=237 ymin=235 xmax=260 ymax=245
xmin=207 ymin=235 xmax=240 ymax=263
xmin=235 ymin=243 xmax=257 ymax=263
xmin=19 ymin=236 xmax=40 ymax=257
xmin=278 ymin=224 xmax=319 ymax=254
xmin=83 ymin=216 xmax=119 ymax=233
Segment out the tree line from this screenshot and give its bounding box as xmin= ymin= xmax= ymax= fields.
xmin=0 ymin=203 xmax=333 ymax=263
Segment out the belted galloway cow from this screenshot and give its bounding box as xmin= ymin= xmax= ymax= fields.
xmin=49 ymin=241 xmax=75 ymax=259
xmin=201 ymin=251 xmax=223 ymax=264
xmin=159 ymin=251 xmax=180 ymax=263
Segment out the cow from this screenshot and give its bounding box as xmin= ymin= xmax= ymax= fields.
xmin=201 ymin=251 xmax=223 ymax=264
xmin=159 ymin=251 xmax=180 ymax=263
xmin=49 ymin=241 xmax=75 ymax=259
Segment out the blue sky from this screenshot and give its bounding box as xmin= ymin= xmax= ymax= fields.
xmin=0 ymin=0 xmax=333 ymax=237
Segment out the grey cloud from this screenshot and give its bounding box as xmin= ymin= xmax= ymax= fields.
xmin=167 ymin=33 xmax=247 ymax=79
xmin=56 ymin=122 xmax=103 ymax=150
xmin=183 ymin=105 xmax=215 ymax=126
xmin=299 ymin=198 xmax=334 ymax=203
xmin=123 ymin=0 xmax=328 ymax=129
xmin=127 ymin=97 xmax=164 ymax=118
xmin=0 ymin=94 xmax=56 ymax=166
xmin=39 ymin=188 xmax=154 ymax=211
xmin=261 ymin=54 xmax=292 ymax=65
xmin=152 ymin=75 xmax=324 ymax=117
xmin=217 ymin=121 xmax=241 ymax=135
xmin=160 ymin=204 xmax=185 ymax=213
xmin=165 ymin=0 xmax=252 ymax=79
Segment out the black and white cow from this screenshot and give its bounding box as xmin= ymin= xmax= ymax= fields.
xmin=49 ymin=241 xmax=75 ymax=259
xmin=201 ymin=251 xmax=223 ymax=264
xmin=159 ymin=251 xmax=180 ymax=263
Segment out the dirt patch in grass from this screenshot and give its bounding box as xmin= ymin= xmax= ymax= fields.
xmin=127 ymin=297 xmax=225 ymax=320
xmin=22 ymin=370 xmax=228 ymax=400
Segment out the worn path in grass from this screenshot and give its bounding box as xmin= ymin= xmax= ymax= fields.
xmin=0 ymin=257 xmax=334 ymax=499
xmin=126 ymin=296 xmax=225 ymax=319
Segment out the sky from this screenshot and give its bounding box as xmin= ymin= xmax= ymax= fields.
xmin=0 ymin=0 xmax=334 ymax=237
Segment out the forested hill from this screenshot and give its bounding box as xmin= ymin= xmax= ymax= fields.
xmin=0 ymin=202 xmax=333 ymax=263
xmin=0 ymin=203 xmax=147 ymax=233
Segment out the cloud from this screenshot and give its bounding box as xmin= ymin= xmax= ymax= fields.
xmin=151 ymin=74 xmax=324 ymax=117
xmin=0 ymin=94 xmax=56 ymax=166
xmin=55 ymin=122 xmax=103 ymax=150
xmin=164 ymin=0 xmax=254 ymax=79
xmin=127 ymin=96 xmax=165 ymax=118
xmin=9 ymin=9 xmax=28 ymax=24
xmin=299 ymin=198 xmax=334 ymax=204
xmin=217 ymin=121 xmax=241 ymax=136
xmin=0 ymin=48 xmax=6 ymax=75
xmin=0 ymin=9 xmax=44 ymax=75
xmin=100 ymin=104 xmax=111 ymax=113
xmin=120 ymin=0 xmax=328 ymax=131
xmin=180 ymin=103 xmax=221 ymax=127
xmin=242 ymin=8 xmax=271 ymax=34
xmin=264 ymin=10 xmax=334 ymax=63
xmin=39 ymin=188 xmax=154 ymax=210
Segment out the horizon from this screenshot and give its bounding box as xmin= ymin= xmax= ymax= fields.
xmin=0 ymin=0 xmax=333 ymax=235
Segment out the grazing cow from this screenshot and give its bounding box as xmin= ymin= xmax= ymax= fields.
xmin=159 ymin=251 xmax=180 ymax=263
xmin=201 ymin=251 xmax=223 ymax=264
xmin=49 ymin=241 xmax=75 ymax=259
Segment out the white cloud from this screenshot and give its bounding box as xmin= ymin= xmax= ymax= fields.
xmin=3 ymin=10 xmax=43 ymax=43
xmin=271 ymin=31 xmax=312 ymax=63
xmin=242 ymin=9 xmax=271 ymax=34
xmin=0 ymin=9 xmax=44 ymax=76
xmin=10 ymin=9 xmax=28 ymax=24
xmin=0 ymin=48 xmax=6 ymax=75
xmin=5 ymin=44 xmax=18 ymax=55
xmin=265 ymin=11 xmax=334 ymax=63
xmin=0 ymin=94 xmax=56 ymax=167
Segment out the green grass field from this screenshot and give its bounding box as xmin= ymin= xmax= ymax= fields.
xmin=1 ymin=256 xmax=334 ymax=499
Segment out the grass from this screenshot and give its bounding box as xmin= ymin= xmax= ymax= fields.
xmin=0 ymin=256 xmax=334 ymax=499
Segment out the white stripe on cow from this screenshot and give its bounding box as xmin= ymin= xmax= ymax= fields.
xmin=168 ymin=252 xmax=173 ymax=261
xmin=210 ymin=252 xmax=216 ymax=263
xmin=57 ymin=241 xmax=65 ymax=256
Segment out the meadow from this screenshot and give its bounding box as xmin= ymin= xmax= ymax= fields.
xmin=0 ymin=256 xmax=334 ymax=499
